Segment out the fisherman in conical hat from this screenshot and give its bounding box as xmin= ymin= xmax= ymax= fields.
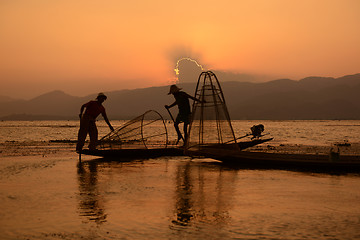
xmin=76 ymin=92 xmax=114 ymax=152
xmin=165 ymin=84 xmax=202 ymax=144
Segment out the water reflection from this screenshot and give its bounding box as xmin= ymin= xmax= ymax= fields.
xmin=77 ymin=160 xmax=107 ymax=224
xmin=173 ymin=162 xmax=193 ymax=225
xmin=75 ymin=158 xmax=240 ymax=232
xmin=172 ymin=161 xmax=238 ymax=227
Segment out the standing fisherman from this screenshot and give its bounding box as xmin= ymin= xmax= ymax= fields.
xmin=76 ymin=93 xmax=114 ymax=152
xmin=165 ymin=85 xmax=202 ymax=144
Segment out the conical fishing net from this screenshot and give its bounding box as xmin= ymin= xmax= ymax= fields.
xmin=185 ymin=71 xmax=238 ymax=151
xmin=98 ymin=110 xmax=168 ymax=149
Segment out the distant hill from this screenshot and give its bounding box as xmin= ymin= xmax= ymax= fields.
xmin=1 ymin=74 xmax=360 ymax=120
xmin=0 ymin=113 xmax=73 ymax=121
xmin=0 ymin=95 xmax=20 ymax=102
xmin=0 ymin=90 xmax=83 ymax=120
xmin=222 ymin=74 xmax=360 ymax=119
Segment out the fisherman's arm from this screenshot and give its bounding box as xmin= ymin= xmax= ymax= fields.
xmin=188 ymin=94 xmax=205 ymax=103
xmin=102 ymin=112 xmax=114 ymax=131
xmin=165 ymin=101 xmax=177 ymax=109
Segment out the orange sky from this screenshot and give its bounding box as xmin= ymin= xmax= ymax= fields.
xmin=1 ymin=0 xmax=359 ymax=99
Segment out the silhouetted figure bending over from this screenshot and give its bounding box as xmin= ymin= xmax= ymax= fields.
xmin=165 ymin=85 xmax=202 ymax=144
xmin=76 ymin=93 xmax=114 ymax=152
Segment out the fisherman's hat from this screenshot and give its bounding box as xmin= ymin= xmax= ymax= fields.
xmin=168 ymin=85 xmax=181 ymax=95
xmin=96 ymin=92 xmax=107 ymax=100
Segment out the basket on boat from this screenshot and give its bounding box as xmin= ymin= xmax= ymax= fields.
xmin=98 ymin=110 xmax=168 ymax=150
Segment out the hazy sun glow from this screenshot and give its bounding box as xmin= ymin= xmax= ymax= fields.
xmin=0 ymin=0 xmax=359 ymax=99
xmin=174 ymin=57 xmax=205 ymax=77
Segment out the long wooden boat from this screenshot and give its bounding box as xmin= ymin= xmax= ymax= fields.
xmin=79 ymin=138 xmax=273 ymax=159
xmin=185 ymin=146 xmax=360 ymax=173
xmin=202 ymin=138 xmax=274 ymax=150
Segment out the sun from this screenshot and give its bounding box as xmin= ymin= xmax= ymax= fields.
xmin=174 ymin=57 xmax=204 ymax=77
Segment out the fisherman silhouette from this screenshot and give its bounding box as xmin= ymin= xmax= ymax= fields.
xmin=165 ymin=85 xmax=202 ymax=145
xmin=76 ymin=93 xmax=114 ymax=152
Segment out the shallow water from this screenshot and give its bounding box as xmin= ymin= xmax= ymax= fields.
xmin=1 ymin=120 xmax=360 ymax=239
xmin=0 ymin=154 xmax=360 ymax=239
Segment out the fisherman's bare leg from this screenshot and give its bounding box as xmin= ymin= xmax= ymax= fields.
xmin=174 ymin=122 xmax=183 ymax=144
xmin=183 ymin=123 xmax=188 ymax=145
xmin=88 ymin=120 xmax=98 ymax=150
xmin=76 ymin=116 xmax=90 ymax=152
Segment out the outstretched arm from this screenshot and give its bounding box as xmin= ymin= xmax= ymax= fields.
xmin=188 ymin=94 xmax=204 ymax=103
xmin=102 ymin=111 xmax=114 ymax=131
xmin=165 ymin=101 xmax=177 ymax=109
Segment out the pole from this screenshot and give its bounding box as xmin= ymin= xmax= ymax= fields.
xmin=223 ymin=134 xmax=250 ymax=144
xmin=166 ymin=106 xmax=175 ymax=122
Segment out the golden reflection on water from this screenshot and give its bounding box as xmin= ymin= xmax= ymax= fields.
xmin=71 ymin=157 xmax=360 ymax=239
xmin=173 ymin=162 xmax=193 ymax=225
xmin=75 ymin=158 xmax=240 ymax=229
xmin=172 ymin=161 xmax=238 ymax=227
xmin=77 ymin=161 xmax=107 ymax=224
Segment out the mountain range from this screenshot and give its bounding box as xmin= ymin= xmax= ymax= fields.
xmin=1 ymin=73 xmax=360 ymax=120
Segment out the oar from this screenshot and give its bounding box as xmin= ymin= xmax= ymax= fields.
xmin=223 ymin=134 xmax=251 ymax=144
xmin=165 ymin=106 xmax=175 ymax=122
xmin=226 ymin=132 xmax=271 ymax=144
xmin=250 ymin=132 xmax=270 ymax=140
xmin=165 ymin=106 xmax=184 ymax=141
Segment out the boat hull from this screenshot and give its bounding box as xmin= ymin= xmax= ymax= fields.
xmin=186 ymin=147 xmax=360 ymax=173
xmin=79 ymin=138 xmax=273 ymax=159
xmin=80 ymin=147 xmax=184 ymax=159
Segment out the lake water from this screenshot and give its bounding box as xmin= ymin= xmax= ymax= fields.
xmin=0 ymin=120 xmax=360 ymax=239
xmin=1 ymin=119 xmax=360 ymax=146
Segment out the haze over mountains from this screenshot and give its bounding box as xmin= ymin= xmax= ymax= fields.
xmin=1 ymin=73 xmax=360 ymax=120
